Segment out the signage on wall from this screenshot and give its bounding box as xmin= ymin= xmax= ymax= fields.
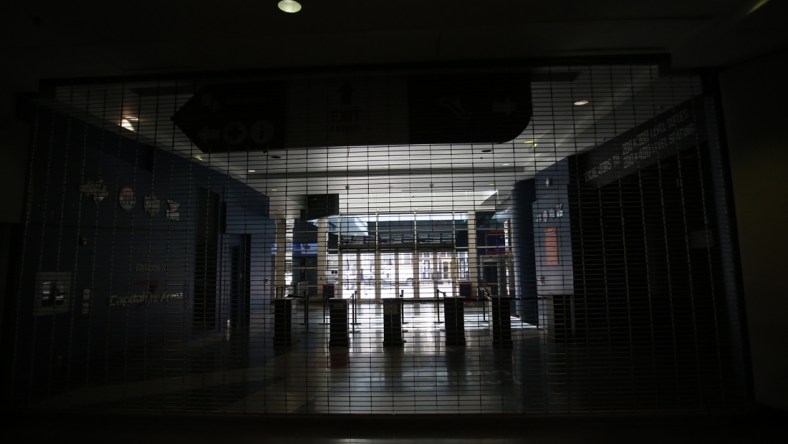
xmin=534 ymin=203 xmax=565 ymax=224
xmin=166 ymin=199 xmax=180 ymax=221
xmin=89 ymin=182 xmax=181 ymax=221
xmin=109 ymin=280 xmax=184 ymax=307
xmin=171 ymin=70 xmax=532 ymax=152
xmin=544 ymin=227 xmax=559 ymax=266
xmin=79 ymin=180 xmax=108 ymax=203
xmin=582 ymin=96 xmax=707 ymax=187
xmin=34 ymin=272 xmax=71 ymax=316
xmin=118 ymin=186 xmax=136 ymax=211
xmin=144 ymin=195 xmax=161 ymax=216
xmin=110 ymin=291 xmax=185 ymax=307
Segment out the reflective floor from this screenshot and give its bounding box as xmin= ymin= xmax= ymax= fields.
xmin=25 ymin=299 xmax=743 ymax=416
xmin=6 ymin=409 xmax=787 ymax=444
xmin=11 ymin=299 xmax=782 ymax=443
xmin=31 ymin=301 xmax=540 ymax=414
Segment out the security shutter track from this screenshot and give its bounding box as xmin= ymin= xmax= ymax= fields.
xmin=9 ymin=61 xmax=749 ymax=415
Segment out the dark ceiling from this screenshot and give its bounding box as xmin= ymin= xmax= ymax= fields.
xmin=3 ymin=0 xmax=787 ymax=92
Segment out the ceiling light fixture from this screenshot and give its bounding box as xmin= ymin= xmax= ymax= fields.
xmin=748 ymin=0 xmax=770 ymax=15
xmin=120 ymin=118 xmax=136 ymax=132
xmin=574 ymin=99 xmax=590 ymax=106
xmin=278 ymin=0 xmax=302 ymax=13
xmin=248 ymin=169 xmax=256 ymax=173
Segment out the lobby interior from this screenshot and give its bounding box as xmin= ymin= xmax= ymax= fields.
xmin=2 ymin=1 xmax=788 ymax=442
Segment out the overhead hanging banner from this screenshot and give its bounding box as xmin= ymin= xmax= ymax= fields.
xmin=171 ymin=71 xmax=532 ymax=152
xmin=581 ymin=95 xmax=708 ymax=188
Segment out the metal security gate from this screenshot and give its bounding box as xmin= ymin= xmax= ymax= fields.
xmin=7 ymin=61 xmax=750 ymax=414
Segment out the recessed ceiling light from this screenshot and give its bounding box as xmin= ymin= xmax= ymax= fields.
xmin=271 ymin=188 xmax=278 ymax=192
xmin=748 ymin=0 xmax=770 ymax=15
xmin=278 ymin=0 xmax=302 ymax=13
xmin=248 ymin=169 xmax=256 ymax=173
xmin=120 ymin=118 xmax=136 ymax=132
xmin=194 ymin=154 xmax=204 ymax=161
xmin=502 ymin=163 xmax=511 ymax=166
xmin=574 ymin=99 xmax=590 ymax=106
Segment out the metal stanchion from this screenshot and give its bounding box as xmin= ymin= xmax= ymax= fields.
xmin=383 ymin=298 xmax=404 ymax=347
xmin=491 ymin=296 xmax=513 ymax=349
xmin=444 ymin=296 xmax=466 ymax=346
xmin=400 ymin=289 xmax=408 ymax=324
xmin=481 ymin=289 xmax=491 ymax=323
xmin=301 ymin=283 xmax=309 ymax=332
xmin=350 ymin=291 xmax=359 ymax=333
xmin=329 ymin=298 xmax=349 ymax=347
xmin=435 ymin=289 xmax=445 ymax=324
xmin=273 ymin=298 xmax=292 ymax=347
xmin=400 ymin=289 xmax=409 ymax=332
xmin=320 ymin=284 xmax=330 ymax=325
xmin=322 ymin=295 xmax=328 ymax=325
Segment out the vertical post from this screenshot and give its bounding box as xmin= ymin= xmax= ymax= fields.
xmin=274 ymin=219 xmax=288 ymax=298
xmin=329 ymin=298 xmax=349 ymax=347
xmin=273 ymin=298 xmax=292 ymax=347
xmin=355 ymin=251 xmax=361 ymax=302
xmin=383 ymin=298 xmax=404 ymax=347
xmin=444 ymin=296 xmax=466 ymax=346
xmin=337 ymin=218 xmax=344 ymax=300
xmin=451 ymin=213 xmax=458 ymax=299
xmin=317 ymin=218 xmax=328 ymax=301
xmin=412 ymin=215 xmax=420 ymax=299
xmin=467 ymin=211 xmax=479 ymax=305
xmin=435 ymin=290 xmax=446 ymax=324
xmin=482 ymin=289 xmax=488 ymax=322
xmin=505 ymin=219 xmax=517 ymax=317
xmin=394 ymin=248 xmax=401 ymax=300
xmin=303 ymin=281 xmax=309 ymax=332
xmin=400 ymin=289 xmax=406 ymax=325
xmin=432 ymin=249 xmax=439 ymax=299
xmin=350 ymin=291 xmax=359 ymax=331
xmin=491 ymin=296 xmax=513 ymax=349
xmin=375 ymin=213 xmax=382 ymax=302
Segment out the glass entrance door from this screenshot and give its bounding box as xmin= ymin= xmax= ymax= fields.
xmin=339 ymin=250 xmax=463 ymax=300
xmin=416 ymin=250 xmax=462 ymax=299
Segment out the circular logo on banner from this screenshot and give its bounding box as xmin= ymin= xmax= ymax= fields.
xmin=118 ymin=186 xmax=136 ymax=211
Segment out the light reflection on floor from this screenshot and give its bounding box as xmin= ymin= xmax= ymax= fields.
xmin=30 ymin=299 xmax=732 ymax=416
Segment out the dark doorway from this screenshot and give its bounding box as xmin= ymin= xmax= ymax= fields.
xmin=229 ymin=234 xmax=252 ymax=330
xmin=194 ymin=189 xmax=220 ymax=334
